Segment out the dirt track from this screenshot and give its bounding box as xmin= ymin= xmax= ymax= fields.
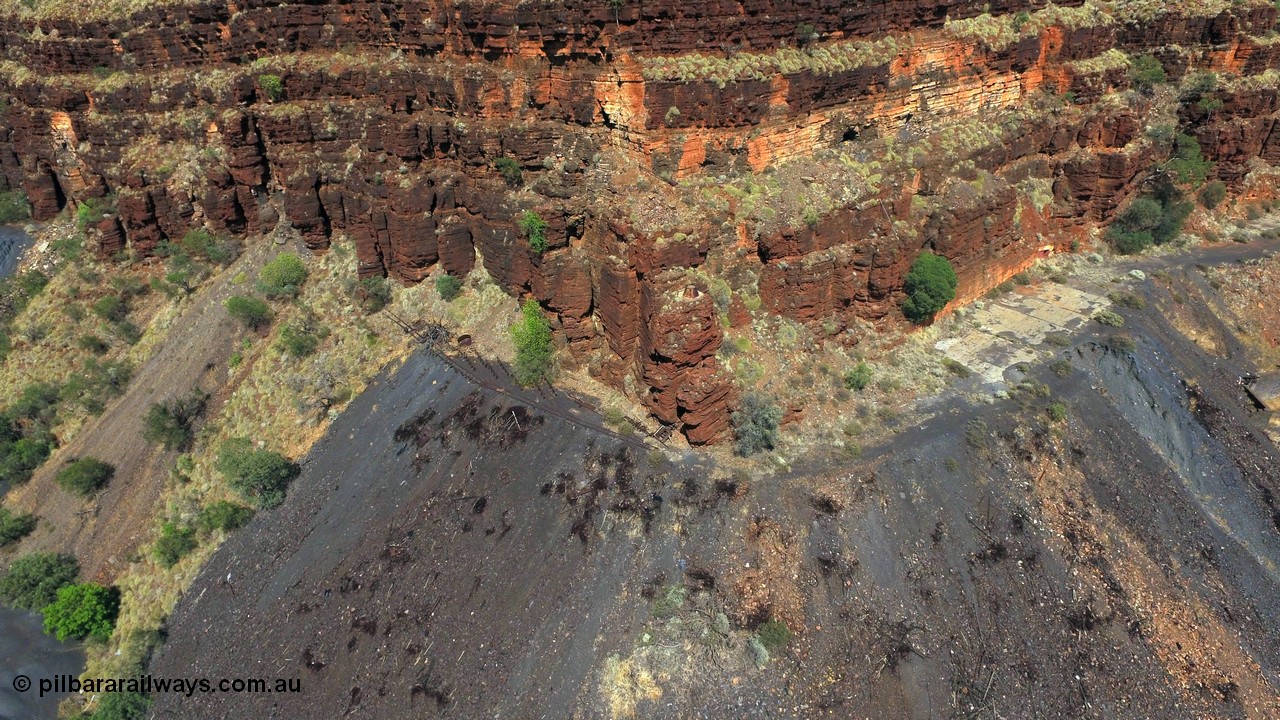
xmin=151 ymin=240 xmax=1280 ymax=719
xmin=6 ymin=240 xmax=276 ymax=580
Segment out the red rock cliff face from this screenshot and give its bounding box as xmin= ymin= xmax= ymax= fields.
xmin=1 ymin=0 xmax=1279 ymax=443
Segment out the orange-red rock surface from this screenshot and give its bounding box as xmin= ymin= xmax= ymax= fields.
xmin=2 ymin=0 xmax=1280 ymax=442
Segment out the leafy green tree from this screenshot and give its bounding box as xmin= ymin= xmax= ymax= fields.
xmin=152 ymin=523 xmax=197 ymax=567
xmin=731 ymin=392 xmax=782 ymax=457
xmin=55 ymin=457 xmax=115 ymax=498
xmin=1115 ymin=197 xmax=1162 ymax=231
xmin=42 ymin=582 xmax=119 ymax=641
xmin=258 ymin=253 xmax=308 ymax=298
xmin=258 ymin=74 xmax=284 ymax=101
xmin=902 ymin=252 xmax=958 ymax=324
xmin=215 ymin=438 xmax=301 ymax=509
xmin=1108 ymin=187 xmax=1192 ymax=254
xmin=510 ymin=300 xmax=554 ymax=386
xmin=518 ymin=211 xmax=549 ymax=254
xmin=0 ymin=436 xmax=53 ymax=485
xmin=1166 ymin=133 xmax=1212 ymax=186
xmin=435 ymin=273 xmax=463 ymax=302
xmin=0 ymin=508 xmax=36 ymax=547
xmin=0 ymin=552 xmax=79 ymax=610
xmin=1130 ymin=54 xmax=1166 ymax=92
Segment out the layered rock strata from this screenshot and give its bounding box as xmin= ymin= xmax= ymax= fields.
xmin=2 ymin=0 xmax=1279 ymax=442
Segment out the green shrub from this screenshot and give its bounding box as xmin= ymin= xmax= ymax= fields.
xmin=795 ymin=22 xmax=818 ymax=45
xmin=510 ymin=299 xmax=554 ymax=386
xmin=111 ymin=319 xmax=142 ymax=346
xmin=142 ymin=391 xmax=207 ymax=451
xmin=518 ymin=211 xmax=549 ymax=254
xmin=435 ymin=273 xmax=463 ymax=302
xmin=1094 ymin=309 xmax=1125 ymax=327
xmin=179 ymin=228 xmax=238 ymax=265
xmin=1116 ymin=197 xmax=1162 ymax=231
xmin=215 ymin=438 xmax=301 ymax=509
xmin=257 ymin=253 xmax=307 ymax=298
xmin=276 ymin=323 xmax=323 ymax=358
xmin=902 ymin=252 xmax=958 ymax=323
xmin=965 ymin=419 xmax=990 ymax=450
xmin=495 ymin=157 xmax=523 ymax=187
xmin=258 ymin=74 xmax=284 ymax=101
xmin=0 ymin=552 xmax=78 ymax=610
xmin=651 ymin=584 xmax=686 ymax=618
xmin=1107 ymin=291 xmax=1146 ymax=310
xmin=732 ymin=392 xmax=782 ymax=457
xmin=843 ymin=361 xmax=872 ymax=391
xmin=1047 ymin=401 xmax=1069 ymax=422
xmin=1049 ymin=359 xmax=1073 ymax=377
xmin=0 ymin=508 xmax=36 ymax=547
xmin=1108 ymin=229 xmax=1153 ymax=254
xmin=1106 ymin=335 xmax=1137 ymax=353
xmin=10 ymin=268 xmax=49 ymax=304
xmin=0 ymin=189 xmax=31 ymax=224
xmin=942 ymin=357 xmax=972 ymax=378
xmin=90 ymin=692 xmax=152 ymax=720
xmin=1182 ymin=71 xmax=1218 ymax=100
xmin=755 ymin=619 xmax=792 ymax=651
xmin=152 ymin=522 xmax=197 ymax=567
xmin=195 ymin=500 xmax=254 ymax=533
xmin=42 ymin=582 xmax=119 ymax=641
xmin=55 ymin=457 xmax=114 ymax=498
xmin=1109 ymin=181 xmax=1193 ymax=253
xmin=0 ymin=435 xmax=53 ymax=485
xmin=75 ymin=196 xmax=114 ymax=228
xmin=60 ymin=358 xmax=132 ymax=415
xmin=1199 ymin=180 xmax=1227 ymax=209
xmin=91 ymin=295 xmax=128 ymax=322
xmin=1129 ymin=54 xmax=1166 ymax=92
xmin=0 ymin=384 xmax=59 ymax=485
xmin=356 ymin=276 xmax=392 ymax=313
xmin=78 ymin=334 xmax=110 ymax=354
xmin=225 ymin=295 xmax=272 ymax=330
xmin=9 ymin=382 xmax=60 ymax=425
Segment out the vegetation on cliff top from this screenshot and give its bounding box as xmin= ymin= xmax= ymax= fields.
xmin=0 ymin=0 xmax=193 ymax=21
xmin=640 ymin=36 xmax=901 ymax=86
xmin=944 ymin=1 xmax=1112 ymax=51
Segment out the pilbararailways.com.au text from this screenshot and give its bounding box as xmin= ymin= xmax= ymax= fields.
xmin=17 ymin=674 xmax=302 ymax=698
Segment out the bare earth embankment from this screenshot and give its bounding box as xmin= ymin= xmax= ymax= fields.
xmin=151 ymin=240 xmax=1280 ymax=719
